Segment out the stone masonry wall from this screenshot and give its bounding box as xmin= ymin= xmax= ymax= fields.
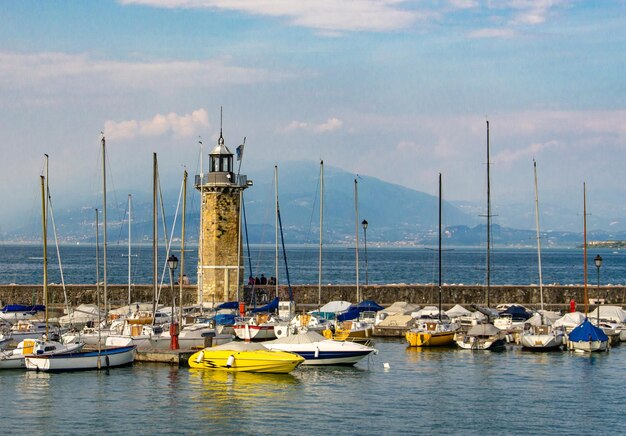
xmin=2 ymin=284 xmax=624 ymax=312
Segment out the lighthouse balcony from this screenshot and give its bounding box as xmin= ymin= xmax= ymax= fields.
xmin=195 ymin=173 xmax=251 ymax=188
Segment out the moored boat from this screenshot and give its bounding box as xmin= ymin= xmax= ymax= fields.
xmin=24 ymin=345 xmax=136 ymax=372
xmin=264 ymin=331 xmax=376 ymax=365
xmin=455 ymin=323 xmax=506 ymax=351
xmin=567 ymin=318 xmax=609 ymax=352
xmin=188 ymin=342 xmax=304 ymax=373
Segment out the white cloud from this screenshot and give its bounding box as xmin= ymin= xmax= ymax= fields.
xmin=119 ymin=0 xmax=419 ymax=32
xmin=278 ymin=117 xmax=344 ymax=134
xmin=314 ymin=117 xmax=343 ymax=133
xmin=104 ymin=109 xmax=210 ymax=140
xmin=0 ymin=51 xmax=286 ymax=96
xmin=468 ymin=27 xmax=517 ymax=38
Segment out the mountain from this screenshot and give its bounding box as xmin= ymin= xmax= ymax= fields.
xmin=2 ymin=160 xmax=622 ymax=247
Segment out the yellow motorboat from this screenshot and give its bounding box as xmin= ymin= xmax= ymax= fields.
xmin=406 ymin=321 xmax=457 ymax=347
xmin=188 ymin=342 xmax=304 ymax=374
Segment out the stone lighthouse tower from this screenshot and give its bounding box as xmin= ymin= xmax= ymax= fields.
xmin=195 ymin=131 xmax=251 ymax=304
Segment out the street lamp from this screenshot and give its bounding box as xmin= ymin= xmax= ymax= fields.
xmin=361 ymin=219 xmax=368 ymax=286
xmin=167 ymin=254 xmax=179 ymax=350
xmin=594 ymin=254 xmax=602 ymax=324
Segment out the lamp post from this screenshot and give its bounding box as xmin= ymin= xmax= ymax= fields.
xmin=361 ymin=219 xmax=368 ymax=286
xmin=594 ymin=254 xmax=602 ymax=325
xmin=167 ymin=254 xmax=179 ymax=350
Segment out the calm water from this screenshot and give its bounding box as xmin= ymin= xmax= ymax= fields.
xmin=2 ymin=243 xmax=626 ymax=286
xmin=1 ymin=339 xmax=626 ymax=435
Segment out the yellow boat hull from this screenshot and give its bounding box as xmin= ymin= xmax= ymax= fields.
xmin=406 ymin=330 xmax=455 ymax=347
xmin=188 ymin=348 xmax=304 ymax=374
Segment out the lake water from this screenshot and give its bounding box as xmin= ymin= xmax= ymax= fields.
xmin=2 ymin=244 xmax=626 ymax=434
xmin=2 ymin=243 xmax=626 ymax=286
xmin=1 ymin=339 xmax=625 ymax=435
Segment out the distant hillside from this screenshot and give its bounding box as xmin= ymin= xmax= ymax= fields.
xmin=3 ymin=160 xmax=623 ymax=247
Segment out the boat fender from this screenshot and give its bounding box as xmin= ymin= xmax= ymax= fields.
xmin=226 ymin=354 xmax=235 ymax=368
xmin=314 ymin=346 xmax=319 ymax=358
xmin=105 ymin=355 xmax=110 ymax=368
xmin=195 ymin=350 xmax=204 ymax=364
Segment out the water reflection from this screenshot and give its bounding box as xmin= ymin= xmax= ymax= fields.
xmin=187 ymin=368 xmax=300 ymax=425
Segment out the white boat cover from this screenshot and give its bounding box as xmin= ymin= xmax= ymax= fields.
xmin=379 ymin=302 xmax=419 ymax=315
xmin=553 ymin=312 xmax=586 ymax=328
xmin=467 ymin=323 xmax=501 ymax=336
xmin=266 ymin=331 xmax=327 ymax=345
xmin=377 ymin=314 xmax=415 ymax=327
xmin=525 ymin=313 xmax=555 ymax=326
xmin=445 ymin=304 xmax=471 ymax=318
xmin=315 ymin=301 xmax=352 ymax=313
xmin=58 ymin=304 xmax=102 ymax=325
xmin=411 ymin=306 xmax=441 ymax=318
xmin=109 ymin=302 xmax=155 ymax=315
xmin=587 ymin=306 xmax=626 ymax=323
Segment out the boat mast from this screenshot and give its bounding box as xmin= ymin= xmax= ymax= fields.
xmin=275 ymin=165 xmax=279 ymax=299
xmin=198 ymin=139 xmax=204 ymax=312
xmin=95 ymin=208 xmax=101 ymax=352
xmin=486 ymin=121 xmax=491 ymax=308
xmin=128 ymin=194 xmax=132 ymax=310
xmin=153 ymin=153 xmax=158 ymax=317
xmin=583 ymin=182 xmax=588 ymax=315
xmin=40 ymin=175 xmax=48 ymax=338
xmin=355 ymin=178 xmax=360 ymax=303
xmin=101 ymin=136 xmax=108 ymax=318
xmin=533 ymin=160 xmax=544 ymax=313
xmin=318 ymin=160 xmax=324 ymax=308
xmin=179 ymin=170 xmax=187 ymax=325
xmin=438 ymin=173 xmax=442 ymax=322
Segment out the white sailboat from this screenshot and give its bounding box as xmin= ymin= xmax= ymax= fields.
xmin=2 ymin=175 xmax=83 ymax=370
xmin=520 ymin=160 xmax=564 ymax=350
xmin=455 ymin=121 xmax=505 ymax=351
xmin=567 ymin=183 xmax=609 ymax=352
xmin=407 ymin=173 xmax=459 ymax=347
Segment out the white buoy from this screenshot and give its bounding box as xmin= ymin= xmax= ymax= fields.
xmin=383 ymin=362 xmax=390 ymax=369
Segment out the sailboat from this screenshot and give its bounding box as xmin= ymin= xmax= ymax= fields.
xmin=406 ymin=173 xmax=459 ymax=347
xmin=2 ymin=176 xmax=84 ymax=370
xmin=455 ymin=121 xmax=506 ymax=351
xmin=520 ymin=160 xmax=564 ymax=350
xmin=567 ymin=183 xmax=609 ymax=353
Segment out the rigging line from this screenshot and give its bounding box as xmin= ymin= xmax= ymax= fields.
xmin=277 ymin=202 xmax=293 ymax=303
xmin=114 ymin=193 xmax=131 ymax=245
xmin=46 ymin=186 xmax=69 ymax=316
xmin=155 ymin=175 xmax=184 ymax=312
xmin=305 ymin=171 xmax=321 ymax=246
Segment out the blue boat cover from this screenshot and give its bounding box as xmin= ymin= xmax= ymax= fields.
xmin=499 ymin=305 xmax=532 ymax=321
xmin=251 ymin=297 xmax=279 ymax=313
xmin=355 ymin=300 xmax=384 ymax=312
xmin=2 ymin=304 xmax=45 ymax=313
xmin=215 ymin=313 xmax=236 ymax=325
xmin=337 ymin=300 xmax=383 ymax=321
xmin=216 ymin=301 xmax=239 ymax=310
xmin=337 ymin=306 xmax=361 ymax=321
xmin=568 ymin=319 xmax=609 ymax=342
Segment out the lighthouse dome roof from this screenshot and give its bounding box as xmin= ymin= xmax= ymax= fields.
xmin=210 ymin=136 xmax=232 ymax=156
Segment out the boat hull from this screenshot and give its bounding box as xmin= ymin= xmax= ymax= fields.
xmin=567 ymin=340 xmax=608 ymax=352
xmin=265 ymin=342 xmax=376 ymax=366
xmin=520 ymin=333 xmax=564 ymax=351
xmin=25 ymin=346 xmax=137 ymax=372
xmin=188 ymin=348 xmax=304 ymax=373
xmin=233 ymin=324 xmax=277 ymax=341
xmin=406 ymin=330 xmax=455 ymax=347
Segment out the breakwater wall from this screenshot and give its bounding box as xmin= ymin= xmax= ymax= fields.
xmin=2 ymin=284 xmax=625 ymax=311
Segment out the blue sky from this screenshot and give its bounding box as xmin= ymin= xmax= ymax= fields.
xmin=1 ymin=0 xmax=625 ymax=232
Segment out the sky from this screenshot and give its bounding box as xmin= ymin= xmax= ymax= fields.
xmin=1 ymin=0 xmax=626 ymax=234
